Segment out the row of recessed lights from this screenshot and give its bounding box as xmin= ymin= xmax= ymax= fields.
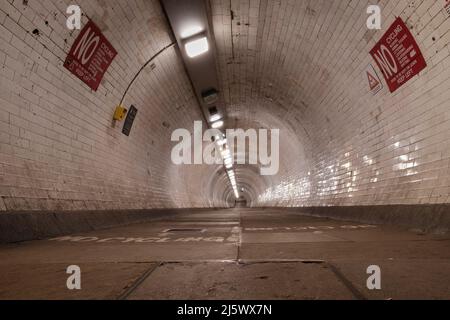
xmin=206 ymin=85 xmax=238 ymax=199
xmin=205 ymin=88 xmax=237 ymax=198
xmin=215 ymin=134 xmax=239 ymax=199
xmin=184 ymin=28 xmax=239 ymax=199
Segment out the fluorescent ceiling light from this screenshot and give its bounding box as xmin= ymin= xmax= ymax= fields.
xmin=211 ymin=120 xmax=223 ymax=129
xmin=221 ymin=149 xmax=231 ymax=158
xmin=217 ymin=139 xmax=227 ymax=146
xmin=185 ymin=37 xmax=209 ymax=58
xmin=210 ymin=114 xmax=222 ymax=122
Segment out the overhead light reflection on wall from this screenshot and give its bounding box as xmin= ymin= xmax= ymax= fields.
xmin=180 ymin=25 xmax=203 ymax=39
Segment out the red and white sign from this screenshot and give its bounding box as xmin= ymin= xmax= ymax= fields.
xmin=366 ymin=64 xmax=383 ymax=95
xmin=64 ymin=20 xmax=117 ymax=91
xmin=370 ymin=17 xmax=427 ymax=93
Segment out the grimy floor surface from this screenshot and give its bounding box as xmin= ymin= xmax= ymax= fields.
xmin=0 ymin=208 xmax=449 ymax=300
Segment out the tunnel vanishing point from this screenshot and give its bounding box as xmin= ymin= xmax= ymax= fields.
xmin=0 ymin=0 xmax=449 ymax=301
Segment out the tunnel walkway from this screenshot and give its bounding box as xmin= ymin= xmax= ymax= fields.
xmin=0 ymin=209 xmax=448 ymax=300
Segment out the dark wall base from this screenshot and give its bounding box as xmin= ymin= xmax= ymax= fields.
xmin=280 ymin=205 xmax=450 ymax=234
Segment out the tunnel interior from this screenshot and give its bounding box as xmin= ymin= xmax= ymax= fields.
xmin=0 ymin=0 xmax=448 ymax=213
xmin=0 ymin=0 xmax=449 ymax=300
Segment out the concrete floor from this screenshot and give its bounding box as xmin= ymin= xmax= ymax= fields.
xmin=0 ymin=208 xmax=449 ymax=300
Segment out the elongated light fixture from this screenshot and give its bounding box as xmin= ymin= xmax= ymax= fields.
xmin=185 ymin=36 xmax=209 ymax=58
xmin=211 ymin=120 xmax=224 ymax=129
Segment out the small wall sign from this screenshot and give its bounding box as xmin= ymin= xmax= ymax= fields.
xmin=122 ymin=105 xmax=138 ymax=136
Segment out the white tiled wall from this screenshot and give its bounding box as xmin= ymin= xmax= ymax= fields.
xmin=211 ymin=0 xmax=450 ymax=206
